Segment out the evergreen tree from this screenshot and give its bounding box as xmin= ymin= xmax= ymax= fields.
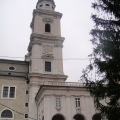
xmin=81 ymin=0 xmax=120 ymax=119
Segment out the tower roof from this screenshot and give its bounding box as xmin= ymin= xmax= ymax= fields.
xmin=38 ymin=0 xmax=55 ymax=5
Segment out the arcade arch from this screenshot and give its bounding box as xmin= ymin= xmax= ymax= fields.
xmin=73 ymin=114 xmax=85 ymax=120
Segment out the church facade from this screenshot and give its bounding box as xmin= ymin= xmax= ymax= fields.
xmin=0 ymin=0 xmax=102 ymax=120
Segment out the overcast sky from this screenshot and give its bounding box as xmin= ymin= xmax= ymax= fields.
xmin=0 ymin=0 xmax=94 ymax=82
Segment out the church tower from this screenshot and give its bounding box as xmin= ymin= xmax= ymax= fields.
xmin=26 ymin=0 xmax=67 ymax=119
xmin=26 ymin=0 xmax=67 ymax=81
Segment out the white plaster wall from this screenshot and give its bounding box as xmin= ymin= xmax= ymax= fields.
xmin=31 ymin=42 xmax=64 ymax=75
xmin=31 ymin=44 xmax=39 ymax=73
xmin=28 ymin=85 xmax=40 ymax=120
xmin=33 ymin=13 xmax=61 ymax=36
xmin=37 ymin=88 xmax=98 ymax=120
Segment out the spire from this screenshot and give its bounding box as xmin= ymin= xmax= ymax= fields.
xmin=38 ymin=0 xmax=55 ymax=5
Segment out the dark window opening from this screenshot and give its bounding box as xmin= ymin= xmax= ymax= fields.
xmin=45 ymin=23 xmax=50 ymax=32
xmin=25 ymin=114 xmax=28 ymax=118
xmin=46 ymin=4 xmax=50 ymax=6
xmin=75 ymin=98 xmax=80 ymax=107
xmin=45 ymin=62 xmax=51 ymax=72
xmin=39 ymin=5 xmax=43 ymax=7
xmin=26 ymin=80 xmax=29 ymax=84
xmin=25 ymin=103 xmax=28 ymax=107
xmin=26 ymin=90 xmax=29 ymax=94
xmin=3 ymin=87 xmax=8 ymax=98
xmin=8 ymin=73 xmax=11 ymax=75
xmin=9 ymin=67 xmax=15 ymax=71
xmin=1 ymin=110 xmax=13 ymax=118
xmin=9 ymin=87 xmax=15 ymax=98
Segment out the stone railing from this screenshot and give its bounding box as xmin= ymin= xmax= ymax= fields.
xmin=39 ymin=81 xmax=85 ymax=87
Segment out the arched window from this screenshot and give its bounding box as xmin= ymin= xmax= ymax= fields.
xmin=92 ymin=114 xmax=102 ymax=120
xmin=52 ymin=114 xmax=64 ymax=120
xmin=45 ymin=23 xmax=50 ymax=32
xmin=1 ymin=110 xmax=13 ymax=118
xmin=73 ymin=114 xmax=85 ymax=120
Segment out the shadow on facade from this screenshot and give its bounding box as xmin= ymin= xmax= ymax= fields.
xmin=92 ymin=113 xmax=102 ymax=120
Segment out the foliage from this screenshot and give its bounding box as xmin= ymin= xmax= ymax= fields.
xmin=81 ymin=0 xmax=120 ymax=119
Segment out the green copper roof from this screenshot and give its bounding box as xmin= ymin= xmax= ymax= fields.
xmin=38 ymin=0 xmax=55 ymax=5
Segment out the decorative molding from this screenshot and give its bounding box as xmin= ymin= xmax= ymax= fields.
xmin=43 ymin=45 xmax=53 ymax=54
xmin=43 ymin=17 xmax=53 ymax=23
xmin=54 ymin=95 xmax=63 ymax=97
xmin=30 ymin=33 xmax=65 ymax=41
xmin=33 ymin=9 xmax=62 ymax=19
xmin=76 ymin=107 xmax=81 ymax=113
xmin=42 ymin=54 xmax=54 ymax=59
xmin=32 ymin=40 xmax=42 ymax=45
xmin=54 ymin=42 xmax=63 ymax=48
xmin=28 ymin=40 xmax=42 ymax=52
xmin=55 ymin=107 xmax=61 ymax=111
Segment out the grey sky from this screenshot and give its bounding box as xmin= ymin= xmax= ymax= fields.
xmin=0 ymin=0 xmax=94 ymax=82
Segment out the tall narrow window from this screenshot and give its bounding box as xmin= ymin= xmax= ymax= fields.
xmin=25 ymin=103 xmax=28 ymax=107
xmin=45 ymin=61 xmax=51 ymax=72
xmin=3 ymin=87 xmax=8 ymax=98
xmin=56 ymin=97 xmax=61 ymax=107
xmin=9 ymin=87 xmax=15 ymax=98
xmin=75 ymin=98 xmax=80 ymax=107
xmin=45 ymin=23 xmax=50 ymax=32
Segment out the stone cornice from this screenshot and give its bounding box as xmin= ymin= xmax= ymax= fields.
xmin=28 ymin=73 xmax=68 ymax=80
xmin=0 ymin=71 xmax=28 ymax=78
xmin=35 ymin=85 xmax=89 ymax=102
xmin=34 ymin=9 xmax=62 ymax=18
xmin=0 ymin=59 xmax=29 ymax=65
xmin=28 ymin=33 xmax=65 ymax=51
xmin=30 ymin=33 xmax=65 ymax=41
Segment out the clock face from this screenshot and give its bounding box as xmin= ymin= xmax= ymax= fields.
xmin=43 ymin=45 xmax=53 ymax=54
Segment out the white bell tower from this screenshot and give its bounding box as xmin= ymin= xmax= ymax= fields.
xmin=26 ymin=0 xmax=68 ymax=119
xmin=26 ymin=0 xmax=67 ymax=82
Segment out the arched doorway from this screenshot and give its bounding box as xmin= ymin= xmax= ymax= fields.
xmin=73 ymin=114 xmax=85 ymax=120
xmin=52 ymin=114 xmax=64 ymax=120
xmin=92 ymin=114 xmax=102 ymax=120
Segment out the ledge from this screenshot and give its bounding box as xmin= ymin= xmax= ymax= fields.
xmin=28 ymin=73 xmax=68 ymax=80
xmin=0 ymin=71 xmax=28 ymax=79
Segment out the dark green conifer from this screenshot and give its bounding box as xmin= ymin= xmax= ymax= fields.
xmin=81 ymin=0 xmax=120 ymax=119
